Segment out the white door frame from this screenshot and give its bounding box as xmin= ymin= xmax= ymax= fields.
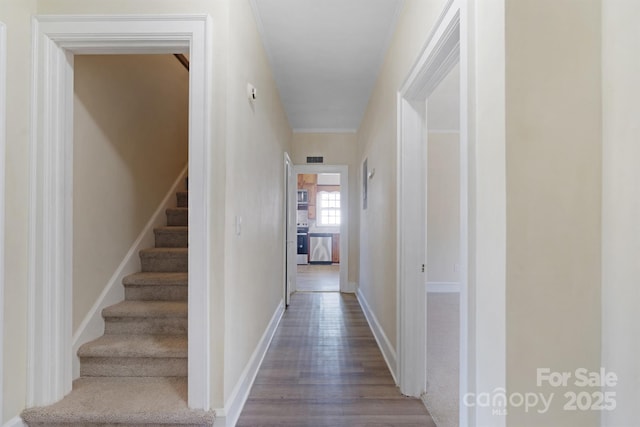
xmin=283 ymin=153 xmax=296 ymax=306
xmin=398 ymin=2 xmax=507 ymax=426
xmin=293 ymin=164 xmax=350 ymax=293
xmin=0 ymin=21 xmax=7 ymax=424
xmin=28 ymin=15 xmax=213 ymax=410
xmin=397 ymin=0 xmax=470 ymax=423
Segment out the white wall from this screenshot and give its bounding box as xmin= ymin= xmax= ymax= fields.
xmin=291 ymin=132 xmax=358 ymax=285
xmin=427 ymin=133 xmax=460 ymax=285
xmin=357 ymin=0 xmax=449 ymax=358
xmin=601 ymin=1 xmax=640 ymax=425
xmin=73 ymin=54 xmax=189 ymax=332
xmin=505 ymin=0 xmax=602 ymax=425
xmin=1 ymin=0 xmax=38 ymax=422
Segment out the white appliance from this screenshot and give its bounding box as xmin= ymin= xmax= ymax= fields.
xmin=309 ymin=234 xmax=332 ymax=264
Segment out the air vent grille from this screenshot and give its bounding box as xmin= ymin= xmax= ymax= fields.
xmin=306 ymin=156 xmax=324 ymax=164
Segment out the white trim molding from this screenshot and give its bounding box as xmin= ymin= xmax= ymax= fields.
xmin=397 ymin=2 xmax=473 ymax=426
xmin=28 ymin=15 xmax=213 ymax=410
xmin=0 ymin=21 xmax=6 ymax=425
xmin=219 ymin=300 xmax=285 ymax=427
xmin=356 ymin=289 xmax=397 ymax=383
xmin=3 ymin=416 xmax=27 ymax=427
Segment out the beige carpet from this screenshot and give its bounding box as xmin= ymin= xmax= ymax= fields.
xmin=22 ymin=377 xmax=215 ymax=426
xmin=424 ymin=292 xmax=459 ymax=427
xmin=21 ymin=184 xmax=215 ymax=426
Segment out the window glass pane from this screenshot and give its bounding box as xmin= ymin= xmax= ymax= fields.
xmin=317 ymin=191 xmax=341 ymax=225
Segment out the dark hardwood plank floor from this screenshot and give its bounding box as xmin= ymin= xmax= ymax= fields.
xmin=236 ymin=292 xmax=436 ymax=427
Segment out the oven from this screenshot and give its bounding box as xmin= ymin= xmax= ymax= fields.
xmin=297 ymin=227 xmax=309 ymax=265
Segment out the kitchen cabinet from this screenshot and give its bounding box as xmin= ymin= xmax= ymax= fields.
xmin=298 ymin=174 xmax=318 ymax=219
xmin=332 ymin=234 xmax=340 ymax=264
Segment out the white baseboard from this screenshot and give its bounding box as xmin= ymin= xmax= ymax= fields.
xmin=4 ymin=416 xmax=26 ymax=427
xmin=426 ymin=281 xmax=461 ymax=293
xmin=356 ymin=289 xmax=398 ymax=383
xmin=217 ymin=299 xmax=285 ymax=427
xmin=71 ymin=166 xmax=188 ymax=378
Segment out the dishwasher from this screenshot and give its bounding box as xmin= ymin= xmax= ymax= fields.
xmin=309 ymin=233 xmax=332 ymax=264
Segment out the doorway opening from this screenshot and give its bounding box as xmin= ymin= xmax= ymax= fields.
xmin=296 ymin=172 xmax=341 ymax=292
xmin=397 ymin=2 xmax=470 ymax=426
xmin=28 ymin=15 xmax=211 ymax=410
xmin=291 ymin=165 xmax=348 ymax=296
xmin=424 ymin=62 xmax=461 ymax=427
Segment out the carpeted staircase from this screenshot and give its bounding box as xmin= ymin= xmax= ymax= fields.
xmin=22 ymin=184 xmax=216 ymax=426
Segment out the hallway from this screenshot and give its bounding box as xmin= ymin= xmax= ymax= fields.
xmin=236 ymin=292 xmax=436 ymax=426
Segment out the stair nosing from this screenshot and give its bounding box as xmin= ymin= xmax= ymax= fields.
xmin=78 ymin=335 xmax=187 ymax=358
xmin=102 ymin=301 xmax=187 ymax=318
xmin=123 ymin=272 xmax=188 ymax=286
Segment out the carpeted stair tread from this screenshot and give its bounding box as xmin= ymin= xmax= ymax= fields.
xmin=123 ymin=272 xmax=188 ymax=286
xmin=103 ymin=301 xmax=187 ymax=318
xmin=21 ymin=377 xmax=215 ymax=426
xmin=78 ymin=334 xmax=187 ymax=359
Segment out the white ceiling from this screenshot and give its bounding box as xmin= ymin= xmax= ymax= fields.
xmin=250 ymin=0 xmax=404 ymax=133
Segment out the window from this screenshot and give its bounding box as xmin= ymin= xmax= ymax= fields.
xmin=317 ymin=191 xmax=340 ymax=226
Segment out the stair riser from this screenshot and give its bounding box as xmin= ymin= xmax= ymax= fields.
xmin=104 ymin=318 xmax=187 ymax=335
xmin=154 ymin=230 xmax=188 ymax=248
xmin=166 ymin=209 xmax=188 ymax=226
xmin=125 ymin=285 xmax=188 ymax=302
xmin=177 ymin=192 xmax=188 ymax=208
xmin=140 ymin=254 xmax=187 ymax=273
xmin=80 ymin=357 xmax=186 ymax=377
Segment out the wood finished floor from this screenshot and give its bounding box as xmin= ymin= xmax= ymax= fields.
xmin=296 ymin=264 xmax=340 ymax=292
xmin=236 ymin=292 xmax=436 ymax=427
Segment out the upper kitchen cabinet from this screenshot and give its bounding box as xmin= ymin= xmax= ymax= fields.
xmin=298 ymin=174 xmax=318 ymax=219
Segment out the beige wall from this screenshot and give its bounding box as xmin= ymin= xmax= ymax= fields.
xmin=222 ymin=0 xmax=292 ymax=405
xmin=73 ymin=55 xmax=189 ymax=332
xmin=505 ymin=0 xmax=602 ymax=425
xmin=601 ymin=1 xmax=640 ymax=425
xmin=1 ymin=0 xmax=38 ymax=422
xmin=357 ymin=0 xmax=449 ymax=356
xmin=291 ymin=132 xmax=358 ymax=285
xmin=427 ymin=132 xmax=460 ymax=284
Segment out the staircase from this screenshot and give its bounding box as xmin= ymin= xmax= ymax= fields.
xmin=22 ymin=183 xmax=215 ymax=426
